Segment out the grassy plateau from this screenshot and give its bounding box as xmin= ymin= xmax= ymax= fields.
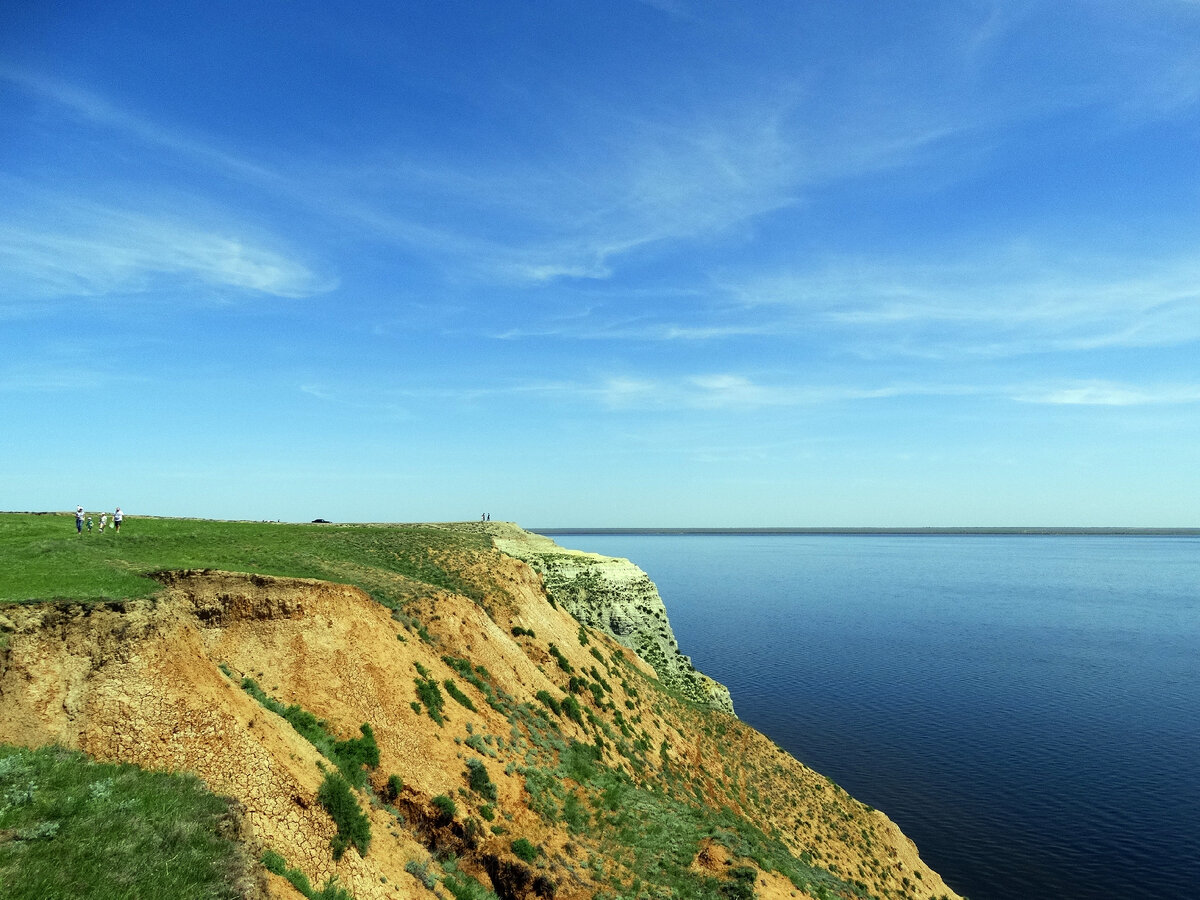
xmin=0 ymin=512 xmax=492 ymax=608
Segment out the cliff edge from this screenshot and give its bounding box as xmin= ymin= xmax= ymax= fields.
xmin=0 ymin=514 xmax=962 ymax=900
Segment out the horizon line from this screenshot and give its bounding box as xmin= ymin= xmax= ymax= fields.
xmin=532 ymin=526 xmax=1200 ymax=536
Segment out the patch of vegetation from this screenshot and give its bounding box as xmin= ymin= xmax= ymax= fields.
xmin=442 ymin=855 xmax=501 ymax=900
xmin=511 ymin=625 xmax=536 ymax=638
xmin=414 ymin=664 xmax=447 ymax=726
xmin=262 ymin=849 xmax=353 ymax=900
xmin=381 ymin=774 xmax=404 ymax=804
xmin=562 ymin=791 xmax=590 ymax=833
xmin=534 ymin=690 xmax=562 ymax=716
xmin=406 ymin=858 xmax=438 ymax=890
xmin=0 ymin=744 xmax=249 ymax=899
xmin=442 ymin=655 xmax=507 ymax=713
xmin=560 ymin=695 xmax=583 ymax=725
xmin=432 ymin=794 xmax=458 ymax=825
xmin=237 ymin=677 xmax=377 ymax=786
xmin=547 ymin=643 xmax=573 ymax=673
xmin=560 ymin=741 xmax=601 ymax=783
xmin=316 ymin=770 xmax=371 ymax=860
xmin=720 ymin=865 xmax=759 ymax=899
xmin=441 ymin=854 xmax=496 ymax=897
xmin=445 ymin=678 xmax=477 ymax=712
xmin=511 ymin=837 xmax=540 ymax=863
xmin=466 ymin=758 xmax=498 ymax=802
xmin=510 ymin=729 xmax=867 ymax=900
xmin=465 ymin=734 xmax=498 ymax=758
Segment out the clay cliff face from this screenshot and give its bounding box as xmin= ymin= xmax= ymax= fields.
xmin=0 ymin=527 xmax=962 ymax=900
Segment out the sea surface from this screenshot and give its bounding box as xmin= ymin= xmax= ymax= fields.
xmin=550 ymin=534 xmax=1200 ymax=900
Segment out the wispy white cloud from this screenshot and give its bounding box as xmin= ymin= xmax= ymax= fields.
xmin=0 ymin=366 xmax=115 ymax=392
xmin=725 ymin=246 xmax=1200 ymax=358
xmin=2 ymin=70 xmax=334 ymax=303
xmin=590 ymin=372 xmax=1200 ymax=412
xmin=629 ymin=0 xmax=693 ymax=18
xmin=3 ymin=66 xmax=806 ymax=287
xmin=1 ymin=68 xmax=277 ymax=184
xmin=594 ymin=375 xmax=972 ymax=411
xmin=1012 ymin=381 xmax=1200 ymax=406
xmin=319 ymin=100 xmax=809 ymax=285
xmin=0 ymin=201 xmax=332 ymax=301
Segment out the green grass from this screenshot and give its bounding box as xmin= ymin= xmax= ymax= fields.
xmin=382 ymin=774 xmax=404 ymax=803
xmin=262 ymin=850 xmax=353 ymax=900
xmin=316 ymin=770 xmax=372 ymax=860
xmin=414 ymin=670 xmax=447 ymax=726
xmin=0 ymin=744 xmax=250 ymax=900
xmin=441 ymin=855 xmax=500 ymax=900
xmin=507 ymin=728 xmax=867 ymax=900
xmin=510 ymin=837 xmax=539 ymax=863
xmin=237 ymin=677 xmax=378 ymax=787
xmin=432 ymin=794 xmax=458 ymax=824
xmin=444 ymin=678 xmax=477 ymax=712
xmin=465 ymin=758 xmax=498 ymax=802
xmin=0 ymin=512 xmax=492 ymax=607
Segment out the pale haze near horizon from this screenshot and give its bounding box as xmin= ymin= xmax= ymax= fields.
xmin=3 ymin=1 xmax=1199 ymax=527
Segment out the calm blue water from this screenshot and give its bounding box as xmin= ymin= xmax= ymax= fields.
xmin=553 ymin=535 xmax=1200 ymax=900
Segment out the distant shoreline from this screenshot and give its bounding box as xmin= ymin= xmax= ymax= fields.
xmin=535 ymin=527 xmax=1200 ymax=536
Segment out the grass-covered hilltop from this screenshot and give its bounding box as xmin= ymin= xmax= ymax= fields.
xmin=0 ymin=512 xmax=963 ymax=900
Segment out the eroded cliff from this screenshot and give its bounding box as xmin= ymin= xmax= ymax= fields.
xmin=0 ymin=521 xmax=961 ymax=900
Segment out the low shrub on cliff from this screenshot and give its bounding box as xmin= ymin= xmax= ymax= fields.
xmin=560 ymin=695 xmax=583 ymax=725
xmin=381 ymin=774 xmax=404 ymax=803
xmin=535 ymin=689 xmax=562 ymax=716
xmin=720 ymin=865 xmax=758 ymax=900
xmin=262 ymin=849 xmax=353 ymax=900
xmin=466 ymin=758 xmax=498 ymax=802
xmin=316 ymin=770 xmax=371 ymax=860
xmin=442 ymin=855 xmax=501 ymax=900
xmin=547 ymin=643 xmax=573 ymax=673
xmin=432 ymin=794 xmax=458 ymax=824
xmin=444 ymin=678 xmax=477 ymax=711
xmin=511 ymin=837 xmax=540 ymax=863
xmin=561 ymin=741 xmax=601 ymax=783
xmin=237 ymin=677 xmax=377 ymax=786
xmin=331 ymin=723 xmax=380 ymax=783
xmin=414 ymin=672 xmax=447 ymax=726
xmin=0 ymin=744 xmax=251 ymax=900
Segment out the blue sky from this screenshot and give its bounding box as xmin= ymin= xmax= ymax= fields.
xmin=3 ymin=0 xmax=1199 ymax=526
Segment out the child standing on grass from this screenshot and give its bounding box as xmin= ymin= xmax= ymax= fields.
xmin=99 ymin=513 xmax=107 ymax=533
xmin=86 ymin=516 xmax=93 ymax=532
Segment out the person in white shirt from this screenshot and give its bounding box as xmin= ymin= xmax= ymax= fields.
xmin=114 ymin=508 xmax=123 ymax=532
xmin=99 ymin=514 xmax=108 ymax=533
